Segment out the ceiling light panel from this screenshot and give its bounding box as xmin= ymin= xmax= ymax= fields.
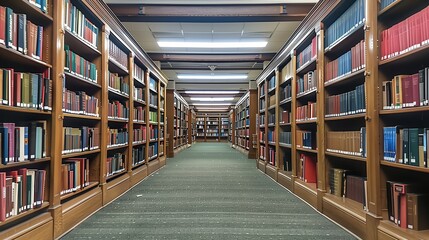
xmin=157 ymin=41 xmax=267 ymax=48
xmin=185 ymin=91 xmax=240 ymax=94
xmin=177 ymin=74 xmax=247 ymax=80
xmin=190 ymin=97 xmax=234 ymax=101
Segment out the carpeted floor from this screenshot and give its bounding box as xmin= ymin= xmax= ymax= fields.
xmin=62 ymin=143 xmax=357 ymax=239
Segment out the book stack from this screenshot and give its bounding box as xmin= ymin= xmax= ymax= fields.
xmin=380 ymin=0 xmax=396 ymax=10
xmin=280 ymin=84 xmax=292 ymax=102
xmin=134 ymin=106 xmax=145 ymax=122
xmin=149 ymin=93 xmax=158 ymax=107
xmin=325 ymin=84 xmax=366 ymax=117
xmin=149 ymin=111 xmax=158 ymax=122
xmin=132 ymin=145 xmax=145 ymax=166
xmin=279 ymin=132 xmax=291 ymax=145
xmin=108 ymin=100 xmax=129 ymax=120
xmin=279 ymin=110 xmax=290 ymax=124
xmin=297 ymin=71 xmax=317 ymax=96
xmin=0 ymin=69 xmax=52 ymax=110
xmin=297 ymin=36 xmax=317 ymax=69
xmin=107 ymin=128 xmax=128 ymax=147
xmin=296 ymin=130 xmax=316 ymax=149
xmin=108 ymin=40 xmax=128 ymax=69
xmin=282 ymin=61 xmax=293 ymax=82
xmin=267 ymin=130 xmax=275 ymax=143
xmin=296 ymin=102 xmax=317 ymax=121
xmin=61 ymin=158 xmax=90 ymax=195
xmin=108 ymin=72 xmax=129 ymax=96
xmin=148 ymin=143 xmax=158 ymax=159
xmin=259 ymin=145 xmax=266 ymax=160
xmin=268 ymin=75 xmax=276 ymax=91
xmin=133 ymin=126 xmax=146 ymax=144
xmin=62 ymin=127 xmax=99 ymax=154
xmin=64 ymin=45 xmax=98 ymax=82
xmin=149 ymin=125 xmax=158 ymax=140
xmin=0 ymin=169 xmax=46 ymax=222
xmin=134 ymin=87 xmax=145 ymax=102
xmin=298 ymin=153 xmax=317 ymax=183
xmin=63 ymin=89 xmax=98 ymax=116
xmin=149 ymin=78 xmax=157 ymax=92
xmin=106 ymin=153 xmax=125 ymax=177
xmin=327 ymin=128 xmax=366 ymax=157
xmin=133 ymin=63 xmax=144 ymax=82
xmin=268 ymin=113 xmax=275 ymax=125
xmin=268 ymin=147 xmax=275 ymax=166
xmin=329 ymin=168 xmax=368 ymax=209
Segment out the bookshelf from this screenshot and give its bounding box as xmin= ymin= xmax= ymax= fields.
xmin=188 ymin=109 xmax=196 ymax=144
xmin=220 ymin=117 xmax=229 ymax=141
xmin=228 ymin=109 xmax=235 ymax=145
xmin=196 ymin=116 xmax=205 ymax=141
xmin=234 ymin=90 xmax=257 ymax=159
xmin=239 ymin=0 xmax=429 ymax=238
xmin=0 ymin=0 xmax=168 ymax=238
xmin=166 ymin=90 xmax=190 ymax=157
xmin=206 ymin=116 xmax=220 ymax=141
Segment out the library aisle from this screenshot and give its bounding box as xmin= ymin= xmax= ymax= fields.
xmin=62 ymin=143 xmax=355 ymax=239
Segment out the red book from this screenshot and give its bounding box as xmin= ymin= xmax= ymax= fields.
xmin=303 ymin=154 xmax=317 ymax=183
xmin=411 ymin=73 xmax=420 ymax=107
xmin=0 ymin=172 xmax=6 ymax=222
xmin=0 ymin=6 xmax=5 ymax=45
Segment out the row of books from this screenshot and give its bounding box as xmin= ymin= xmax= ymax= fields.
xmin=206 ymin=121 xmax=218 ymax=125
xmin=159 ymin=143 xmax=164 ymax=155
xmin=134 ymin=106 xmax=145 ymax=122
xmin=0 ymin=169 xmax=46 ymax=222
xmin=65 ymin=45 xmax=98 ymax=82
xmin=132 ymin=145 xmax=145 ymax=166
xmin=267 ymin=130 xmax=275 ymax=143
xmin=148 ymin=143 xmax=158 ymax=159
xmin=63 ymin=89 xmax=98 ymax=116
xmin=380 ymin=5 xmax=429 ymax=61
xmin=107 ymin=128 xmax=128 ymax=147
xmin=383 ymin=127 xmax=428 ymax=167
xmin=0 ymin=69 xmax=52 ymax=110
xmin=149 ymin=92 xmax=158 ymax=107
xmin=238 ymin=129 xmax=249 ymax=137
xmin=149 ymin=125 xmax=158 ymax=140
xmin=259 ymin=99 xmax=265 ymax=112
xmin=28 ymin=0 xmax=48 ymax=13
xmin=0 ymin=122 xmax=46 ymax=164
xmin=108 ymin=72 xmax=129 ymax=95
xmin=326 ymin=128 xmax=366 ymax=157
xmin=133 ymin=87 xmax=145 ymax=103
xmin=268 ymin=113 xmax=275 ymax=125
xmin=108 ymin=100 xmax=129 ymax=120
xmin=267 ymin=76 xmax=276 ymax=91
xmin=106 ymin=153 xmax=125 ymax=177
xmin=296 ymin=130 xmax=316 ymax=149
xmin=62 ymin=127 xmax=99 ymax=154
xmin=279 ymin=132 xmax=291 ymax=145
xmin=108 ymin=40 xmax=128 ymax=69
xmin=297 ymin=36 xmax=317 ymax=69
xmin=296 ymin=102 xmax=317 ymax=121
xmin=279 ymin=110 xmax=290 ymax=124
xmin=379 ymin=0 xmax=395 ymax=10
xmin=267 ymin=147 xmax=275 ymax=166
xmin=329 ymin=168 xmax=367 ymax=209
xmin=279 ymin=84 xmax=292 ymax=102
xmin=325 ymin=84 xmax=366 ymax=117
xmin=149 ymin=111 xmax=157 ymax=122
xmin=64 ymin=0 xmax=99 ymax=48
xmin=133 ymin=126 xmax=146 ymax=143
xmin=0 ymin=7 xmax=44 ymax=60
xmin=325 ymin=40 xmax=365 ymax=82
xmin=206 ymin=133 xmax=219 ymax=137
xmin=268 ymin=95 xmax=276 ymax=107
xmin=281 ymin=61 xmax=293 ymax=83
xmin=149 ymin=78 xmax=158 ymax=92
xmin=61 ymin=158 xmax=90 ymax=195
xmin=386 ymin=181 xmax=429 ymax=230
xmin=297 ymin=153 xmax=317 ymax=183
xmin=259 ymin=131 xmax=265 ymax=142
xmin=237 ymin=138 xmax=249 ymax=149
xmin=133 ymin=63 xmax=145 ymax=82
xmin=297 ymin=71 xmax=317 ymax=96
xmin=324 ymin=0 xmax=365 ymax=49
xmin=260 ymin=81 xmax=266 ymax=97
xmin=382 ymin=69 xmax=429 ymax=109
xmin=259 ymin=145 xmax=266 ymax=160
xmin=283 ymin=155 xmax=292 ymax=172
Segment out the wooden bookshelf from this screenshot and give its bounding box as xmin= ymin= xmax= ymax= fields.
xmin=0 ymin=0 xmax=169 ymax=238
xmin=166 ymin=90 xmax=190 ymax=157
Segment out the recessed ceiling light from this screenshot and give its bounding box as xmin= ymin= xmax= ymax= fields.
xmin=190 ymin=97 xmax=234 ymax=101
xmin=177 ymin=74 xmax=247 ymax=80
xmin=185 ymin=91 xmax=240 ymax=94
xmin=157 ymin=41 xmax=267 ymax=48
xmin=193 ymin=103 xmax=233 ymax=106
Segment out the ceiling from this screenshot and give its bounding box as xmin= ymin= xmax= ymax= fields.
xmin=104 ymin=0 xmax=317 ymax=113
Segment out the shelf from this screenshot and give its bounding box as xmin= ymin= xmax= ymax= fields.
xmin=133 ymin=99 xmax=146 ymax=106
xmin=378 ymin=219 xmax=429 ymax=240
xmin=296 ymin=57 xmax=316 ymax=75
xmin=62 ymin=149 xmax=100 ymax=158
xmin=267 ymin=87 xmax=276 ymax=95
xmin=132 ymin=141 xmax=146 ymax=146
xmin=0 ymin=105 xmax=51 ymax=115
xmin=380 ymin=106 xmax=429 ymax=115
xmin=107 ymin=117 xmax=129 ymax=123
xmin=322 ymin=193 xmax=367 ymax=222
xmin=0 ymin=44 xmax=52 ymax=71
xmin=324 ymin=22 xmax=364 ymax=55
xmin=149 ymin=104 xmax=158 ymax=110
xmin=107 ymin=144 xmax=128 ymax=151
xmin=259 ymin=94 xmax=266 ymax=99
xmin=378 ymin=0 xmax=428 ymax=22
xmin=325 ymin=113 xmax=365 ymax=121
xmin=108 ymin=57 xmax=129 ymax=75
xmin=296 ymin=88 xmax=317 ymax=99
xmin=0 ymin=202 xmax=49 ymax=228
xmin=149 ymin=121 xmax=159 ymax=125
xmin=324 ymin=69 xmax=365 ymax=88
xmin=279 ymin=98 xmax=292 ymax=106
xmin=106 ymin=169 xmax=127 ymax=181
xmin=325 ymin=151 xmax=366 ymax=162
xmin=64 ymin=29 xmax=101 ymax=58
xmin=280 ymin=76 xmax=293 ymax=86
xmin=133 ymin=120 xmax=146 ymax=125
xmin=63 ymin=113 xmax=101 ymax=121
xmin=2 ymin=0 xmax=53 ymax=25
xmin=132 ymin=161 xmax=146 ymax=169
xmin=296 ymin=119 xmax=317 ymax=125
xmin=267 ymin=124 xmax=275 ymax=128
xmin=60 ymin=182 xmax=99 ymax=201
xmin=149 ymin=88 xmax=158 ymax=94
xmin=108 ymin=87 xmax=129 ymax=99
xmin=268 ymin=105 xmax=276 ymax=111
xmin=0 ymin=157 xmax=51 ymax=169
xmin=279 ymin=143 xmax=292 ymax=148
xmin=134 ymin=77 xmax=145 ymax=86
xmin=64 ymin=71 xmax=101 ymax=89
xmin=279 ymin=122 xmax=291 ymax=127
xmin=296 ymin=147 xmax=318 ymax=154
xmin=379 ymin=41 xmax=429 ymax=67
xmin=268 ymin=142 xmax=276 ymax=146
xmin=149 ymin=155 xmax=158 ymax=161
xmin=381 ymin=160 xmax=429 ymax=174
xmin=149 ymin=139 xmax=158 ymax=143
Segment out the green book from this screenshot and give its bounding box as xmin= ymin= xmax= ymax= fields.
xmin=408 ymin=128 xmax=419 ymax=166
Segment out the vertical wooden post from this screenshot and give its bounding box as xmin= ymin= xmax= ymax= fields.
xmin=248 ymin=89 xmax=258 ymax=159
xmin=127 ymin=54 xmax=134 ymax=174
xmin=166 ymin=89 xmax=175 ymax=157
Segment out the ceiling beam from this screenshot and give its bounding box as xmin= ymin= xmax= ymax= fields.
xmin=149 ymin=53 xmax=275 ymax=62
xmin=161 ymin=66 xmax=263 ymax=70
xmin=108 ymin=4 xmax=314 ymax=22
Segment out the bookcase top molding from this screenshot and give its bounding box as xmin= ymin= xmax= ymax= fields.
xmin=256 ymin=0 xmax=337 ymax=85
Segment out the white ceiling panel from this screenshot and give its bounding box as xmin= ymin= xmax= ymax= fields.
xmin=105 ymin=0 xmax=318 ymax=4
xmin=212 ymin=23 xmax=244 ymax=33
xmin=276 ymin=21 xmax=301 ymax=31
xmin=184 ymin=33 xmax=213 ymax=40
xmin=243 ymin=22 xmax=278 ymax=32
xmin=148 ymin=23 xmax=182 ymax=32
xmin=212 ymin=33 xmax=242 ymax=39
xmin=181 ymin=23 xmax=213 ymax=33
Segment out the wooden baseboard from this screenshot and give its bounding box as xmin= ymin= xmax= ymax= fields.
xmin=258 ymin=159 xmax=266 ymax=172
xmin=0 ymin=213 xmax=53 ymax=240
xmin=148 ymin=159 xmax=160 ymax=174
xmin=131 ymin=164 xmax=148 ymax=186
xmin=294 ymin=179 xmax=317 ymax=208
xmin=265 ymin=164 xmax=278 ymax=181
xmin=105 ymin=174 xmax=131 ymax=204
xmin=278 ymin=171 xmax=293 ymax=191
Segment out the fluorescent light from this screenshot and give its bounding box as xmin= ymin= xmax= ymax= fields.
xmin=191 ymin=97 xmax=234 ymax=101
xmin=193 ymin=103 xmax=233 ymax=106
xmin=158 ymin=41 xmax=267 ymax=48
xmin=178 ymin=74 xmax=247 ymax=80
xmin=185 ymin=91 xmax=240 ymax=94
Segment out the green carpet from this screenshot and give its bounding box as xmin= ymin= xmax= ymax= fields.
xmin=62 ymin=143 xmax=357 ymax=239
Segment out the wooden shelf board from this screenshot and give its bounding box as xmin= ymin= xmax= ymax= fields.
xmin=2 ymin=0 xmax=53 ymax=25
xmin=107 ymin=117 xmax=129 ymax=123
xmin=294 ymin=178 xmax=317 ymax=195
xmin=132 ymin=161 xmax=146 ymax=169
xmin=380 ymin=160 xmax=429 ymax=173
xmin=62 ymin=149 xmax=100 ymax=158
xmin=268 ymin=105 xmax=276 ymax=111
xmin=106 ymin=169 xmax=127 ymax=181
xmin=108 ymin=88 xmax=130 ymax=99
xmin=0 ymin=44 xmax=52 ymax=71
xmin=324 ymin=69 xmax=365 ymax=88
xmin=280 ymin=76 xmax=293 ymax=86
xmin=279 ymin=98 xmax=292 ymax=105
xmin=296 ymin=88 xmax=317 ymax=99
xmin=0 ymin=202 xmax=49 ymax=228
xmin=64 ymin=29 xmax=101 ymax=57
xmin=108 ymin=58 xmax=129 ymax=75
xmin=296 ymin=119 xmax=317 ymax=125
xmin=325 ymin=151 xmax=366 ymax=162
xmin=378 ymin=219 xmax=429 ymax=240
xmin=279 ymin=123 xmax=291 ymax=126
xmin=60 ymin=182 xmax=100 ymax=201
xmin=149 ymin=88 xmax=158 ymax=94
xmin=379 ymin=42 xmax=429 ymax=67
xmin=63 ymin=113 xmax=101 ymax=121
xmin=133 ymin=120 xmax=146 ymax=125
xmin=132 ymin=141 xmax=146 ymax=146
xmin=0 ymin=105 xmax=51 ymax=115
xmin=268 ymin=142 xmax=276 ymax=146
xmin=267 ymin=87 xmax=276 ymax=95
xmin=296 ymin=147 xmax=318 ymax=154
xmin=134 ymin=77 xmax=145 ymax=86
xmin=380 ymin=106 xmax=429 ymax=115
xmin=0 ymin=157 xmax=51 ymax=170
xmin=323 ymin=193 xmax=367 ymax=221
xmin=325 ymin=113 xmax=365 ymax=121
xmin=133 ymin=99 xmax=146 ymax=106
xmin=296 ymin=57 xmax=317 ymax=75
xmin=64 ymin=71 xmax=101 ymax=89
xmin=279 ymin=143 xmax=292 ymax=148
xmin=107 ymin=144 xmax=128 ymax=151
xmin=324 ymin=23 xmax=364 ymax=55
